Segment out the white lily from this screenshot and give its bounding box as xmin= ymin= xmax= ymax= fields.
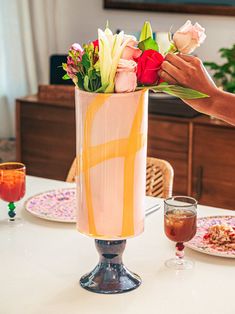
xmin=98 ymin=29 xmax=112 ymax=90
xmin=104 ymin=26 xmax=114 ymax=48
xmin=98 ymin=26 xmax=133 ymax=93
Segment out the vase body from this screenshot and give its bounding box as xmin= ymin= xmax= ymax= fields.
xmin=75 ymin=89 xmax=148 ymax=240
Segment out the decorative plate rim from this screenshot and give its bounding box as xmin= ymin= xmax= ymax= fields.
xmin=24 ymin=188 xmax=76 ymax=223
xmin=24 ymin=188 xmax=161 ymax=224
xmin=185 ymin=215 xmax=235 ymax=259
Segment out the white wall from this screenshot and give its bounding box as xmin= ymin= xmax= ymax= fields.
xmin=53 ymin=0 xmax=235 ymax=67
xmin=2 ymin=0 xmax=233 ymax=138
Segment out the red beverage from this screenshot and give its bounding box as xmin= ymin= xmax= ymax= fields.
xmin=0 ymin=163 xmax=26 ymax=202
xmin=164 ymin=209 xmax=197 ymax=242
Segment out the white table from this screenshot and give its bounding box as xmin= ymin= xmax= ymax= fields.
xmin=0 ymin=176 xmax=234 ymax=314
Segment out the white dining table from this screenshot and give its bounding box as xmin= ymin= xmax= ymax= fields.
xmin=0 ymin=175 xmax=234 ymax=314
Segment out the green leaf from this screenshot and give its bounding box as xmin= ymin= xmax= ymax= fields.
xmin=164 ymin=42 xmax=177 ymax=55
xmin=220 ymin=63 xmax=232 ymax=74
xmin=137 ymin=85 xmax=208 ymax=99
xmin=62 ymin=63 xmax=67 ymax=71
xmin=83 ymin=75 xmax=90 ymax=91
xmin=76 ymin=72 xmax=84 ymax=90
xmin=81 ymin=53 xmax=90 ymax=73
xmin=94 ymin=83 xmax=109 ymax=93
xmin=225 ymin=81 xmax=235 ymax=93
xmin=139 ymin=21 xmax=153 ymax=42
xmin=88 ymin=68 xmax=97 ymax=80
xmin=92 ymin=77 xmax=100 ymax=91
xmin=94 ymin=60 xmax=100 ymax=72
xmin=213 ymin=72 xmax=226 ymax=79
xmin=222 ymin=78 xmax=228 ymax=86
xmin=203 ymin=62 xmax=220 ymax=70
xmin=158 ymin=82 xmax=169 ymax=86
xmin=138 ymin=37 xmax=159 ymax=52
xmin=86 ymin=68 xmax=102 ymax=91
xmin=156 ymin=85 xmax=208 ymax=99
xmin=62 ymin=74 xmax=70 ymax=80
xmin=204 ymin=44 xmax=235 ymax=91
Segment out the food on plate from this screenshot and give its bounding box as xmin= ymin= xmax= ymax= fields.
xmin=203 ymin=224 xmax=235 ymax=251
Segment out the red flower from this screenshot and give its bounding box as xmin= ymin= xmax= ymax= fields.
xmin=93 ymin=39 xmax=99 ymax=49
xmin=137 ymin=49 xmax=164 ymax=85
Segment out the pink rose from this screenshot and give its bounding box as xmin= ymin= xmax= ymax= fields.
xmin=121 ymin=39 xmax=142 ymax=61
xmin=115 ymin=59 xmax=137 ymax=93
xmin=173 ymin=20 xmax=206 ymax=54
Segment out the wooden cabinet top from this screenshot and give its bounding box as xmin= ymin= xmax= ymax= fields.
xmin=17 ymin=85 xmax=75 ymax=109
xmin=149 ymin=113 xmax=234 ymax=129
xmin=17 ymin=85 xmax=234 ymax=129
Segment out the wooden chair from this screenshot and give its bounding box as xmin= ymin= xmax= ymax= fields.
xmin=66 ymin=157 xmax=174 ymax=198
xmin=145 ymin=157 xmax=173 ymax=198
xmin=66 ymin=158 xmax=77 ymax=183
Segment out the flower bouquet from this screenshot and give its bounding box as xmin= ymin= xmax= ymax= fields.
xmin=63 ymin=20 xmax=206 ymax=294
xmin=63 ymin=20 xmax=207 ymax=97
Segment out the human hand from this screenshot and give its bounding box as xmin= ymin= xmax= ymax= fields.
xmin=159 ymin=53 xmax=217 ymax=94
xmin=159 ymin=53 xmax=220 ymax=114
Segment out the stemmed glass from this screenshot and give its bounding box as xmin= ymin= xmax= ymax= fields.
xmin=164 ymin=196 xmax=197 ymax=270
xmin=0 ymin=162 xmax=26 ymax=223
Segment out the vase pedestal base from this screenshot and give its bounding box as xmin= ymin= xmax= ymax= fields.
xmin=80 ymin=239 xmax=141 ymax=294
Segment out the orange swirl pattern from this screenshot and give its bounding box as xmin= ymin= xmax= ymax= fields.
xmin=82 ymin=94 xmax=111 ymax=236
xmin=79 ymin=90 xmax=147 ymax=238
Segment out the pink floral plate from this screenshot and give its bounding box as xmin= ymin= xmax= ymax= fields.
xmin=25 ymin=188 xmax=77 ymax=223
xmin=186 ymin=216 xmax=235 ymax=258
xmin=25 ymin=188 xmax=161 ymax=223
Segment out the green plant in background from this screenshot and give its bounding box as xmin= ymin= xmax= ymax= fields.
xmin=204 ymin=44 xmax=235 ymax=93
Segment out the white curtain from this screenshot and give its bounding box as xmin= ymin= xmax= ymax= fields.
xmin=0 ymin=0 xmax=57 ymax=138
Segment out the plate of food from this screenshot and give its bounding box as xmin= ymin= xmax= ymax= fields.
xmin=25 ymin=188 xmax=161 ymax=223
xmin=186 ymin=216 xmax=235 ymax=258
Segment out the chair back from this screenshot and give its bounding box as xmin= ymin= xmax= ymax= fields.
xmin=146 ymin=157 xmax=173 ymax=198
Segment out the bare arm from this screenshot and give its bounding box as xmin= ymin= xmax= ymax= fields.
xmin=159 ymin=53 xmax=235 ymax=126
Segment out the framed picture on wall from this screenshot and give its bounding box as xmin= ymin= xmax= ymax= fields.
xmin=104 ymin=0 xmax=235 ymax=16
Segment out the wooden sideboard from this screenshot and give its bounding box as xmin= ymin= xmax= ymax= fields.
xmin=16 ymin=86 xmax=76 ymax=181
xmin=148 ymin=114 xmax=235 ymax=210
xmin=16 ymin=85 xmax=235 ymax=210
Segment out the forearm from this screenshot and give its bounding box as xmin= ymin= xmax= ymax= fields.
xmin=184 ymin=89 xmax=235 ymax=126
xmin=210 ymin=90 xmax=235 ymax=125
xmin=160 ymin=54 xmax=235 ymax=125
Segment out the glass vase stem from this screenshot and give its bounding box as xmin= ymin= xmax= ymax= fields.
xmin=80 ymin=239 xmax=141 ymax=294
xmin=8 ymin=202 xmax=16 ymax=221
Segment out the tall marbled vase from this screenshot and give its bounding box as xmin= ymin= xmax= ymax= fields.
xmin=75 ymin=88 xmax=148 ymax=294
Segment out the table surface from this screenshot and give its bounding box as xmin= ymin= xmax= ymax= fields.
xmin=0 ymin=176 xmax=234 ymax=314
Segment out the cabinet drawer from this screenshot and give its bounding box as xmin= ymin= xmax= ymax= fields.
xmin=147 ymin=116 xmax=189 ymax=195
xmin=192 ymin=125 xmax=235 ymax=210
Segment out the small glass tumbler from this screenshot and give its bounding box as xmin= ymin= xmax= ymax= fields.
xmin=164 ymin=196 xmax=197 ymax=270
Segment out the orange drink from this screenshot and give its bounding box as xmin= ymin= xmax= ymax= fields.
xmin=0 ymin=162 xmax=26 ymax=220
